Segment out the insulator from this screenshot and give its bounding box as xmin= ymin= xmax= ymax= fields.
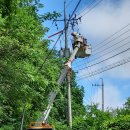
xmin=79 ymin=16 xmax=82 ymax=22
xmin=75 ymin=14 xmax=76 ymax=18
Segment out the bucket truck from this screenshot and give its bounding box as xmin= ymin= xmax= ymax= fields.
xmin=27 ymin=32 xmax=91 ymax=130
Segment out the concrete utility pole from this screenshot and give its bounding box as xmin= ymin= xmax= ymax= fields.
xmin=20 ymin=106 xmax=25 ymax=130
xmin=92 ymin=78 xmax=104 ymax=111
xmin=64 ymin=1 xmax=72 ymax=128
xmin=101 ymin=78 xmax=104 ymax=112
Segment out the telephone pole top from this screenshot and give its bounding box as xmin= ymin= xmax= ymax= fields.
xmin=92 ymin=78 xmax=104 ymax=111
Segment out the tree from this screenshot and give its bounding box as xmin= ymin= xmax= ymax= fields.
xmin=101 ymin=97 xmax=130 ymax=130
xmin=0 ymin=1 xmax=85 ymax=130
xmin=72 ymin=104 xmax=111 ymax=130
xmin=101 ymin=115 xmax=130 ymax=130
xmin=0 ymin=0 xmax=61 ymax=129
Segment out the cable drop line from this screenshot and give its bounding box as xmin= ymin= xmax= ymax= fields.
xmin=38 ymin=33 xmax=63 ymax=72
xmin=67 ymin=0 xmax=82 ymax=26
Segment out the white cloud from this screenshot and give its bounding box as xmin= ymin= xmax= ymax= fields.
xmin=79 ymin=0 xmax=130 ymax=40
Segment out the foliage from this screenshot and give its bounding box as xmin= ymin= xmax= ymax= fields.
xmin=72 ymin=100 xmax=130 ymax=130
xmin=0 ymin=0 xmax=62 ymax=129
xmin=72 ymin=104 xmax=111 ymax=130
xmin=101 ymin=115 xmax=130 ymax=130
xmin=100 ymin=97 xmax=130 ymax=130
xmin=0 ymin=0 xmax=85 ymax=130
xmin=39 ymin=11 xmax=61 ymax=22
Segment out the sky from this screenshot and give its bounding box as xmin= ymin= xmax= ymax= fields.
xmin=39 ymin=0 xmax=130 ymax=110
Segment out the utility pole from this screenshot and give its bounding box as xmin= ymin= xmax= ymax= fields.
xmin=20 ymin=106 xmax=25 ymax=130
xmin=92 ymin=78 xmax=104 ymax=111
xmin=64 ymin=1 xmax=72 ymax=128
xmin=101 ymin=78 xmax=104 ymax=112
xmin=49 ymin=1 xmax=83 ymax=128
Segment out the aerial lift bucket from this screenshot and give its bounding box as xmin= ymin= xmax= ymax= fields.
xmin=71 ymin=32 xmax=92 ymax=58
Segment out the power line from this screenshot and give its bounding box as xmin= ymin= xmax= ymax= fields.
xmin=74 ymin=41 xmax=130 ymax=69
xmin=93 ymin=23 xmax=130 ymax=48
xmin=79 ymin=35 xmax=130 ymax=65
xmin=74 ymin=35 xmax=130 ymax=69
xmin=74 ymin=23 xmax=130 ymax=65
xmin=39 ymin=0 xmax=83 ymax=73
xmin=49 ymin=0 xmax=82 ymax=39
xmin=48 ymin=0 xmax=74 ymax=32
xmin=76 ymin=26 xmax=130 ymax=64
xmin=38 ymin=33 xmax=63 ymax=71
xmin=67 ymin=0 xmax=82 ymax=26
xmin=93 ymin=35 xmax=130 ymax=56
xmin=77 ymin=43 xmax=130 ymax=71
xmin=60 ymin=0 xmax=74 ymax=14
xmin=77 ymin=56 xmax=130 ymax=80
xmin=82 ymin=62 xmax=98 ymax=83
xmin=79 ymin=0 xmax=104 ymax=17
xmin=77 ymin=0 xmax=96 ymax=16
xmin=93 ymin=29 xmax=130 ymax=53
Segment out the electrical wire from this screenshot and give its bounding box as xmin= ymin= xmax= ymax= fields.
xmin=93 ymin=23 xmax=130 ymax=49
xmin=66 ymin=0 xmax=82 ymax=29
xmin=68 ymin=0 xmax=82 ymax=21
xmin=78 ymin=0 xmax=104 ymax=18
xmin=77 ymin=0 xmax=96 ymax=16
xmin=74 ymin=34 xmax=130 ymax=69
xmin=60 ymin=0 xmax=74 ymax=14
xmin=93 ymin=36 xmax=130 ymax=56
xmin=47 ymin=0 xmax=74 ymax=31
xmin=93 ymin=30 xmax=130 ymax=53
xmin=77 ymin=56 xmax=130 ymax=80
xmin=38 ymin=33 xmax=63 ymax=71
xmin=74 ymin=41 xmax=130 ymax=69
xmin=84 ymin=58 xmax=99 ymax=82
xmin=74 ymin=26 xmax=130 ymax=66
xmin=77 ymin=43 xmax=130 ymax=71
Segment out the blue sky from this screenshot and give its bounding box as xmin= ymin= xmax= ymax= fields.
xmin=39 ymin=0 xmax=130 ymax=110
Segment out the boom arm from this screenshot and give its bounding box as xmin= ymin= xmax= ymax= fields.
xmin=57 ymin=41 xmax=81 ymax=85
xmin=42 ymin=43 xmax=80 ymax=123
xmin=42 ymin=32 xmax=91 ymax=124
